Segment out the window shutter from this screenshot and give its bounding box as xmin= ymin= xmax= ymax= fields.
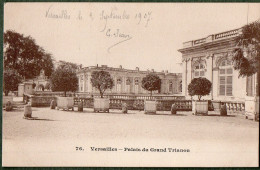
xmin=220 ymin=85 xmax=225 ymax=95
xmin=226 ymin=76 xmax=232 ymax=84
xmin=220 ymin=76 xmax=225 ymax=84
xmin=226 ymin=85 xmax=232 ymax=96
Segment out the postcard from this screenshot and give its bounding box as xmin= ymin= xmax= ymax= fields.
xmin=2 ymin=2 xmax=260 ymax=167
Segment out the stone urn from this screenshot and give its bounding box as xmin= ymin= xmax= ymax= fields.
xmin=78 ymin=101 xmax=84 ymax=112
xmin=171 ymin=103 xmax=177 ymax=115
xmin=5 ymin=101 xmax=13 ymax=111
xmin=50 ymin=99 xmax=57 ymax=109
xmin=122 ymin=102 xmax=128 ymax=114
xmin=220 ymin=103 xmax=227 ymax=116
xmin=24 ymin=104 xmax=32 ymax=118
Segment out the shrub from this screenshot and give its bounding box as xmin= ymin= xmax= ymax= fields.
xmin=90 ymin=71 xmax=114 ymax=98
xmin=3 ymin=68 xmax=22 ymax=96
xmin=188 ymin=77 xmax=212 ymax=100
xmin=141 ymin=73 xmax=161 ymax=96
xmin=50 ymin=65 xmax=78 ymax=97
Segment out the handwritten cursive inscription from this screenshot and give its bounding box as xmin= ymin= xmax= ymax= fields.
xmin=45 ymin=5 xmax=70 ymax=20
xmin=105 ymin=28 xmax=132 ymax=53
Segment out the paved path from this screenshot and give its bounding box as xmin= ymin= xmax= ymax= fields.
xmin=2 ymin=107 xmax=259 ymax=167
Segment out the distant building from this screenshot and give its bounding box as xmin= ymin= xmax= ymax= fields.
xmin=76 ymin=65 xmax=182 ymax=95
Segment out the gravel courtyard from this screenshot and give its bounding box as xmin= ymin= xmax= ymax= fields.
xmin=2 ymin=107 xmax=259 ymax=167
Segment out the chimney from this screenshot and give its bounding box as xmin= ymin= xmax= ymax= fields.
xmin=165 ymin=70 xmax=168 ymax=73
xmin=151 ymin=69 xmax=154 ymax=72
xmin=136 ymin=67 xmax=139 ymax=71
xmin=119 ymin=65 xmax=122 ymax=69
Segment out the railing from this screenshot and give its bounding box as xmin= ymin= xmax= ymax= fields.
xmin=182 ymin=28 xmax=240 ymax=48
xmin=193 ymin=38 xmax=206 ymax=45
xmin=221 ymin=101 xmax=245 ymax=113
xmin=23 ymin=93 xmax=244 ymax=113
xmin=33 ymin=91 xmax=185 ymax=100
xmin=215 ymin=29 xmax=239 ymax=40
xmin=74 ymin=98 xmax=196 ymax=111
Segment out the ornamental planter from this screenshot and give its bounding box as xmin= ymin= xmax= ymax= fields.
xmin=245 ymin=96 xmax=259 ymax=121
xmin=144 ymin=100 xmax=156 ymax=114
xmin=192 ymin=100 xmax=208 ymax=115
xmin=93 ymin=98 xmax=109 ymax=113
xmin=56 ymin=97 xmax=74 ymax=111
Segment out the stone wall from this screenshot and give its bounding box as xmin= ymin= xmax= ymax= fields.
xmin=30 ymin=96 xmax=56 ymax=107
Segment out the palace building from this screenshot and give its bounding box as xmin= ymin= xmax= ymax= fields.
xmin=178 ymin=28 xmax=258 ymax=107
xmin=76 ymin=65 xmax=182 ymax=95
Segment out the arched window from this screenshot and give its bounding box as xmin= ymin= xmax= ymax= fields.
xmin=179 ymin=80 xmax=182 ymax=93
xmin=193 ymin=61 xmax=206 ymax=78
xmin=126 ymin=78 xmax=131 ymax=93
xmin=116 ymin=78 xmax=122 ymax=93
xmin=219 ymin=59 xmax=233 ymax=96
xmin=169 ymin=81 xmax=173 ymax=93
xmin=134 ymin=78 xmax=139 ymax=94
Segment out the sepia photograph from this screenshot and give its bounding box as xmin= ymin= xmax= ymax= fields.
xmin=2 ymin=2 xmax=260 ymax=167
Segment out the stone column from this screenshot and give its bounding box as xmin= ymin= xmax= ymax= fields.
xmin=182 ymin=58 xmax=187 ymax=97
xmin=122 ymin=76 xmax=125 ymax=93
xmin=186 ymin=58 xmax=191 ymax=98
xmin=206 ymin=53 xmax=213 ymax=99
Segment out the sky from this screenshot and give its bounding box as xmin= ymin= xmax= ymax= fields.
xmin=4 ymin=3 xmax=260 ymax=73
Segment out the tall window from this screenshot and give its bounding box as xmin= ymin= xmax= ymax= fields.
xmin=116 ymin=78 xmax=122 ymax=93
xmin=219 ymin=60 xmax=233 ymax=96
xmin=179 ymin=80 xmax=182 ymax=93
xmin=246 ymin=75 xmax=253 ymax=96
xmin=126 ymin=78 xmax=131 ymax=93
xmin=193 ymin=62 xmax=205 ymax=78
xmin=169 ymin=81 xmax=173 ymax=93
xmin=80 ymin=75 xmax=83 ymax=92
xmin=134 ymin=78 xmax=139 ymax=94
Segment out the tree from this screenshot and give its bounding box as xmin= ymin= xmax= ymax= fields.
xmin=45 ymin=82 xmax=51 ymax=91
xmin=57 ymin=60 xmax=79 ymax=71
xmin=4 ymin=30 xmax=54 ymax=79
xmin=141 ymin=73 xmax=161 ymax=96
xmin=50 ymin=65 xmax=78 ymax=97
xmin=232 ymin=20 xmax=260 ymax=94
xmin=32 ymin=83 xmax=36 ymax=89
xmin=188 ymin=77 xmax=212 ymax=100
xmin=3 ymin=68 xmax=22 ymax=96
xmin=232 ymin=20 xmax=260 ymax=76
xmin=90 ymin=71 xmax=114 ymax=98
